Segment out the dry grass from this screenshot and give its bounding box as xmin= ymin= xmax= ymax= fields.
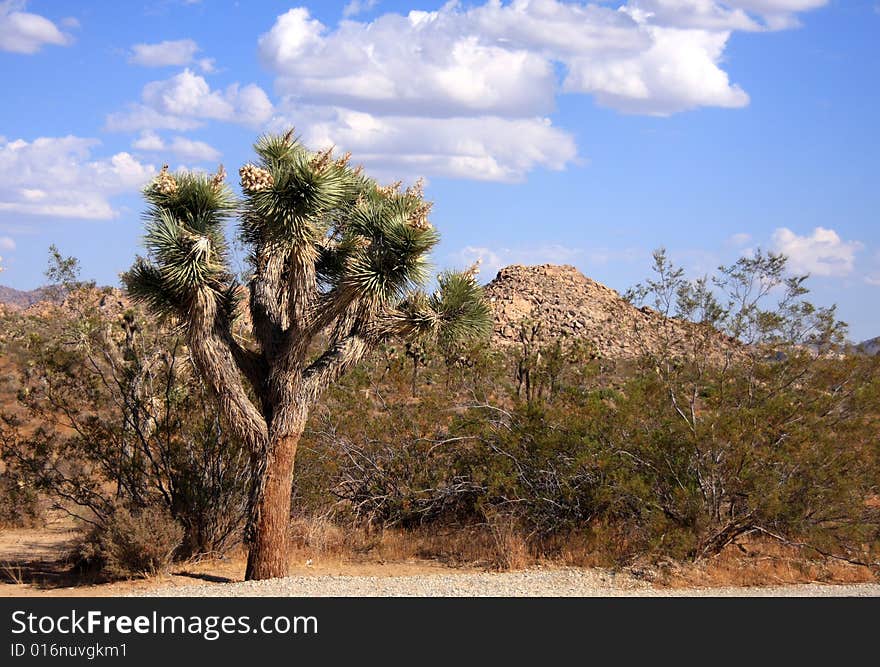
xmin=288 ymin=515 xmax=504 ymax=567
xmin=284 ymin=516 xmax=879 ymax=586
xmin=650 ymin=539 xmax=878 ymax=589
xmin=2 ymin=516 xmax=876 ymax=595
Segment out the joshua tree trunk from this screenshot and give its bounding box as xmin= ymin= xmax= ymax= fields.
xmin=245 ymin=429 xmax=303 ymax=580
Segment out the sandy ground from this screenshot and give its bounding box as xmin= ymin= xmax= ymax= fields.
xmin=2 ymin=526 xmax=878 ymax=597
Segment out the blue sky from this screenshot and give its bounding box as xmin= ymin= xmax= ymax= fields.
xmin=0 ymin=0 xmax=878 ymax=339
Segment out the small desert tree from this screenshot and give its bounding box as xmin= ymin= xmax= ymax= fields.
xmin=124 ymin=131 xmax=491 ymax=579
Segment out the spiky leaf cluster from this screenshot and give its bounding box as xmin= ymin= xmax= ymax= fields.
xmin=125 ymin=168 xmax=236 ymax=319
xmin=239 ymin=133 xmax=442 ymax=314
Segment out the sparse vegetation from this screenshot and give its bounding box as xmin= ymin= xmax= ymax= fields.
xmin=0 ymin=249 xmax=249 ymax=572
xmin=0 ymin=195 xmax=877 ymax=588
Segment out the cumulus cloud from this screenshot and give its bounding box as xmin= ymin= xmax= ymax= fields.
xmin=0 ymin=136 xmax=155 ymax=220
xmin=0 ymin=0 xmax=71 ymax=53
xmin=260 ymin=7 xmax=556 ymax=118
xmin=132 ymin=131 xmax=221 ymax=162
xmin=283 ymin=106 xmax=576 ymax=182
xmin=772 ymin=227 xmax=863 ymax=277
xmin=129 ymin=38 xmax=200 ymax=67
xmin=626 ymin=0 xmax=827 ymax=31
xmin=106 ymin=69 xmax=273 ymax=132
xmin=0 ymin=235 xmax=14 ymax=249
xmin=257 ymin=1 xmax=822 ymax=182
xmin=563 ymin=25 xmax=749 ymax=114
xmin=257 ymin=1 xmax=820 ymax=117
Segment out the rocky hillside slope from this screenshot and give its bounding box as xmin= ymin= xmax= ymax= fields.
xmin=484 ymin=264 xmax=737 ymax=360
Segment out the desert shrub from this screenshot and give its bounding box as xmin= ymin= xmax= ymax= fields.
xmin=76 ymin=504 xmax=183 ymax=577
xmin=0 ymin=472 xmax=42 ymax=528
xmin=291 ymin=250 xmax=880 ymax=570
xmin=0 ymin=249 xmax=249 ymax=557
xmin=596 ymin=359 xmax=880 ymax=561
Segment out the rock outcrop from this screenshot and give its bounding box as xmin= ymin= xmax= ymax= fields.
xmin=484 ymin=264 xmax=735 ymax=360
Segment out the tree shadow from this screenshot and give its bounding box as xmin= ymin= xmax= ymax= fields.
xmin=0 ymin=557 xmax=110 ymax=590
xmin=170 ymin=571 xmax=233 ymax=583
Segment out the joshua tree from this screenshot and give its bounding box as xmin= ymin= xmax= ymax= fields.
xmin=124 ymin=131 xmax=491 ymax=579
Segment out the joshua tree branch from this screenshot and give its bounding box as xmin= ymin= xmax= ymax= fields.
xmin=189 ymin=291 xmax=268 ymax=454
xmin=301 ymin=334 xmax=370 ymax=402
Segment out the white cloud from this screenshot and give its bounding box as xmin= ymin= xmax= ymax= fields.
xmin=106 ymin=69 xmax=273 ymax=132
xmin=257 ymin=2 xmax=794 ymax=118
xmin=257 ymin=1 xmax=821 ymax=182
xmin=0 ymin=136 xmax=155 ymax=220
xmin=724 ymin=1 xmax=828 ymax=29
xmin=131 ymin=131 xmax=166 ymax=152
xmin=132 ymin=131 xmax=221 ymax=162
xmin=726 ymin=232 xmax=752 ymax=247
xmin=283 ymin=106 xmax=576 ymax=182
xmin=342 ymin=0 xmax=378 ymax=19
xmin=563 ymin=24 xmax=749 ymax=114
xmin=626 ymin=1 xmax=827 ymax=31
xmin=129 ymin=38 xmax=200 ymax=67
xmin=0 ymin=0 xmax=71 ymax=53
xmin=772 ymin=226 xmax=863 ymax=277
xmin=0 ymin=235 xmax=14 ymax=249
xmin=452 ymin=244 xmax=584 ymax=281
xmin=197 ymin=57 xmax=216 ymax=73
xmin=260 ymin=7 xmax=557 ymax=118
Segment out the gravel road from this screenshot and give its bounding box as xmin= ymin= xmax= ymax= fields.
xmin=143 ymin=568 xmax=880 ymax=597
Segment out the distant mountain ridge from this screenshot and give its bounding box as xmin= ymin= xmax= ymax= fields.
xmin=857 ymin=336 xmax=880 ymax=356
xmin=0 ymin=285 xmax=56 ymax=309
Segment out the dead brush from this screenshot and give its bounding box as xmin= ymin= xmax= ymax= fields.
xmin=1 ymin=561 xmax=25 ymax=585
xmin=485 ymin=511 xmax=531 ymax=571
xmin=288 ymin=515 xmax=347 ymax=557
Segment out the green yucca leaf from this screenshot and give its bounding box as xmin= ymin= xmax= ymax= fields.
xmin=144 ymin=170 xmax=236 ymax=235
xmin=256 ymin=158 xmax=352 ymax=237
xmin=254 ymin=131 xmax=305 ymax=168
xmin=123 ymin=258 xmax=181 ymax=319
xmin=430 ymin=270 xmax=493 ymax=344
xmin=144 ymin=211 xmax=225 ymax=295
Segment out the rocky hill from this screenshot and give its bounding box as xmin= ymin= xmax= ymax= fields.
xmin=484 ymin=264 xmax=736 ymax=360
